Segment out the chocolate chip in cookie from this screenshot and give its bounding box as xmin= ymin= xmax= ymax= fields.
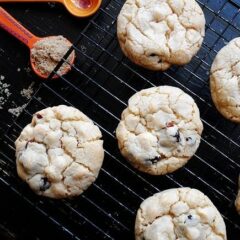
xmin=146 ymin=156 xmax=160 ymax=165
xmin=40 ymin=177 xmax=51 ymax=191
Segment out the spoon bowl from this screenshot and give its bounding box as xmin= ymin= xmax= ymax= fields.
xmin=63 ymin=0 xmax=102 ymax=17
xmin=30 ymin=36 xmax=75 ymax=79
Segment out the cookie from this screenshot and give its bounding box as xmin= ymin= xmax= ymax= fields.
xmin=235 ymin=176 xmax=240 ymax=214
xmin=210 ymin=38 xmax=240 ymax=123
xmin=15 ymin=105 xmax=104 ymax=199
xmin=135 ymin=188 xmax=227 ymax=240
xmin=116 ymin=86 xmax=203 ymax=175
xmin=117 ymin=0 xmax=205 ymax=71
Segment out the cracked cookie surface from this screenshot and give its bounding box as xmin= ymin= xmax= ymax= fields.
xmin=15 ymin=105 xmax=104 ymax=199
xmin=210 ymin=38 xmax=240 ymax=123
xmin=135 ymin=188 xmax=227 ymax=240
xmin=235 ymin=176 xmax=240 ymax=214
xmin=116 ymin=86 xmax=203 ymax=175
xmin=117 ymin=0 xmax=205 ymax=71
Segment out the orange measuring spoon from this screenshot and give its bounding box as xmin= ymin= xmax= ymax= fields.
xmin=0 ymin=7 xmax=75 ymax=79
xmin=0 ymin=0 xmax=101 ymax=17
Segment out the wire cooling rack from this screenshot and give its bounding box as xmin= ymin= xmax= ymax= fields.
xmin=1 ymin=0 xmax=240 ymax=239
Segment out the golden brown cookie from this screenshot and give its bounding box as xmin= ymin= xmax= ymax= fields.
xmin=210 ymin=37 xmax=240 ymax=123
xmin=117 ymin=0 xmax=205 ymax=70
xmin=116 ymin=86 xmax=203 ymax=175
xmin=15 ymin=105 xmax=104 ymax=198
xmin=135 ymin=188 xmax=227 ymax=240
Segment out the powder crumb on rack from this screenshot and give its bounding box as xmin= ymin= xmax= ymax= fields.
xmin=48 ymin=2 xmax=56 ymax=8
xmin=17 ymin=68 xmax=21 ymax=72
xmin=24 ymin=67 xmax=31 ymax=74
xmin=30 ymin=36 xmax=75 ymax=77
xmin=8 ymin=103 xmax=27 ymax=117
xmin=21 ymin=83 xmax=34 ymax=100
xmin=0 ymin=76 xmax=11 ymax=109
xmin=80 ymin=45 xmax=87 ymax=53
xmin=0 ymin=97 xmax=4 ymax=110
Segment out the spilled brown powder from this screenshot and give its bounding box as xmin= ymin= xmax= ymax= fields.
xmin=20 ymin=82 xmax=34 ymax=100
xmin=30 ymin=36 xmax=75 ymax=77
xmin=0 ymin=75 xmax=11 ymax=109
xmin=8 ymin=104 xmax=27 ymax=117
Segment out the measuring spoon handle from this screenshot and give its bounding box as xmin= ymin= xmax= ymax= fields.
xmin=0 ymin=7 xmax=39 ymax=48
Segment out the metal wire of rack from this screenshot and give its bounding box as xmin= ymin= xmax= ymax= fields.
xmin=1 ymin=0 xmax=240 ymax=239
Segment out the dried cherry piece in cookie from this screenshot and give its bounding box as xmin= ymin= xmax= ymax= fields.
xmin=36 ymin=113 xmax=43 ymax=119
xmin=166 ymin=121 xmax=175 ymax=128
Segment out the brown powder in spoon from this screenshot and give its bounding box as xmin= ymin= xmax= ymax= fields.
xmin=30 ymin=36 xmax=75 ymax=77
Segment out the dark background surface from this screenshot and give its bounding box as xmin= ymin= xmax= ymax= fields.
xmin=0 ymin=3 xmax=88 ymax=239
xmin=0 ymin=0 xmax=240 ymax=239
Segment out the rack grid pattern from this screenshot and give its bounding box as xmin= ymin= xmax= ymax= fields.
xmin=1 ymin=0 xmax=240 ymax=239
